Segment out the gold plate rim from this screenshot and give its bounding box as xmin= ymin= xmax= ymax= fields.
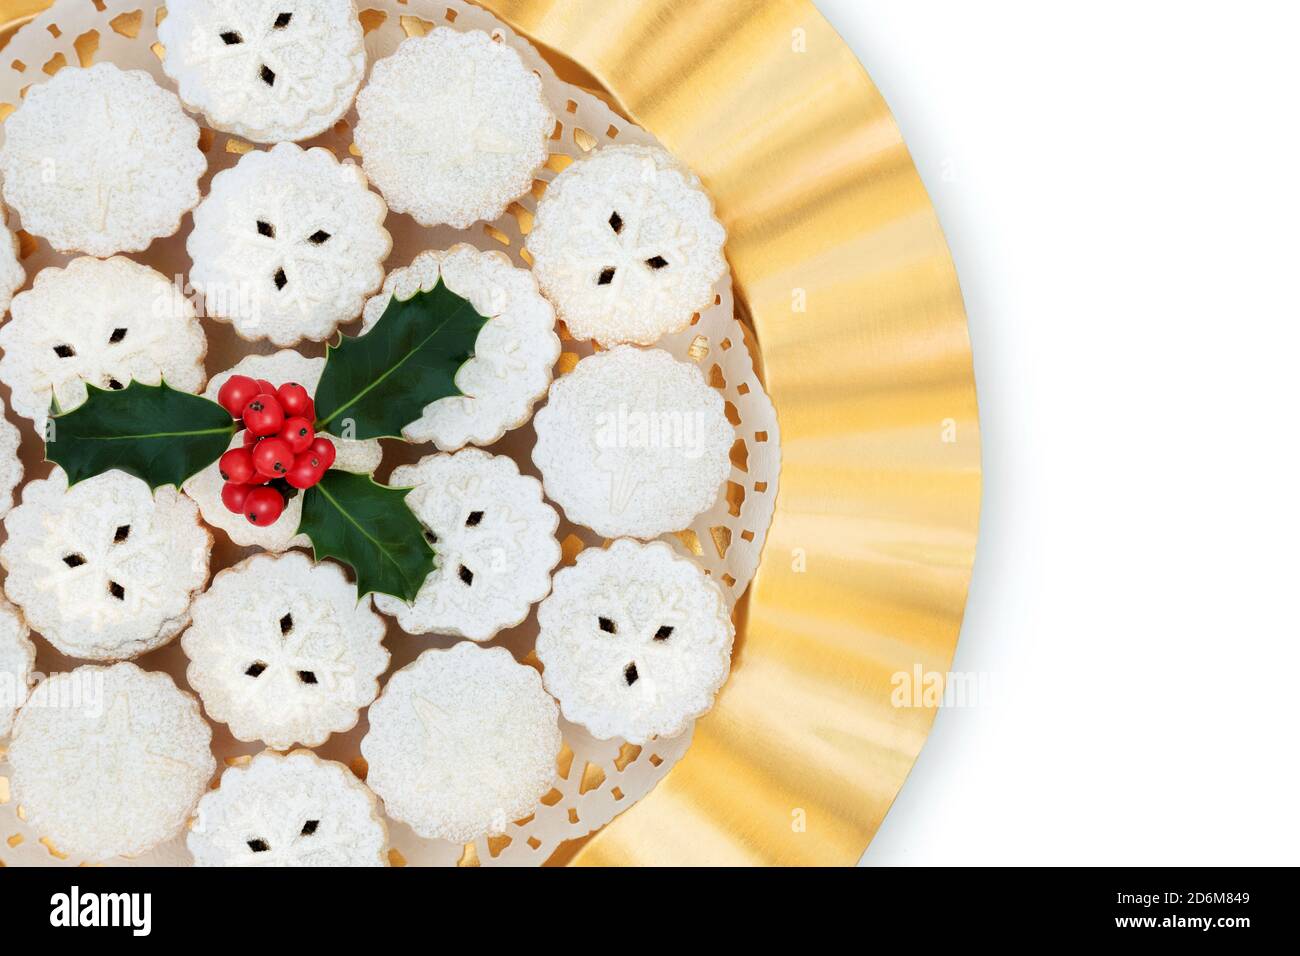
xmin=0 ymin=0 xmax=981 ymax=867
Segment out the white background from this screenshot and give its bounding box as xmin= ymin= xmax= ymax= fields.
xmin=809 ymin=1 xmax=1300 ymax=865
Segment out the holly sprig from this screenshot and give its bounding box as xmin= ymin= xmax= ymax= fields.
xmin=46 ymin=381 xmax=237 ymax=489
xmin=313 ymin=279 xmax=486 ymax=440
xmin=43 ymin=281 xmax=487 ymax=602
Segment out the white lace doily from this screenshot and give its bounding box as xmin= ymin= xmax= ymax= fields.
xmin=0 ymin=0 xmax=780 ymax=868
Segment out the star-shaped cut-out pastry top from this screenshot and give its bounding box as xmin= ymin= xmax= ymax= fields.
xmin=231 ymin=220 xmax=343 ymax=318
xmin=229 ymin=607 xmax=355 ymax=711
xmin=36 ymin=297 xmax=169 ymax=396
xmin=219 ymin=798 xmax=353 ymax=867
xmin=30 ymin=509 xmax=167 ymax=632
xmin=188 ymin=4 xmax=326 ymax=106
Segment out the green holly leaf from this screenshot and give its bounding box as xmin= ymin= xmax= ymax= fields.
xmin=299 ymin=470 xmax=434 ymax=601
xmin=45 ymin=380 xmax=236 ymax=489
xmin=312 ymin=280 xmax=487 ymax=441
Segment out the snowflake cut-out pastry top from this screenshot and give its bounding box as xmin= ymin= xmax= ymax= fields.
xmin=184 ymin=351 xmax=383 ymax=550
xmin=360 ymin=642 xmax=561 ymax=843
xmin=532 ymin=346 xmax=734 ymax=538
xmin=536 ymin=539 xmax=733 ymax=743
xmin=0 ymin=63 xmax=205 ymax=257
xmin=373 ymin=450 xmax=560 ymax=641
xmin=8 ymin=662 xmax=215 ymax=862
xmin=0 ymin=469 xmax=212 ymax=662
xmin=0 ymin=595 xmax=35 ymax=738
xmin=0 ymin=395 xmax=22 ymax=522
xmin=0 ymin=256 xmax=207 ymax=437
xmin=0 ymin=208 xmax=24 ymax=316
xmin=360 ymin=245 xmax=559 ymax=449
xmin=183 ymin=552 xmax=389 ymax=750
xmin=354 ymin=29 xmax=554 ymax=228
xmin=527 ymin=145 xmax=728 ymax=346
xmin=189 ymin=143 xmax=391 ymax=346
xmin=189 ymin=750 xmax=388 ymax=867
xmin=159 ymin=0 xmax=366 ymax=144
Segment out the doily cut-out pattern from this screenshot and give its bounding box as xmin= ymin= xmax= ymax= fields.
xmin=0 ymin=595 xmax=35 ymax=739
xmin=184 ymin=351 xmax=384 ymax=551
xmin=184 ymin=552 xmax=389 ymax=750
xmin=1 ymin=469 xmax=212 ymax=663
xmin=360 ymin=244 xmax=559 ymax=449
xmin=189 ymin=142 xmax=391 ymax=345
xmin=0 ymin=62 xmax=204 ymax=256
xmin=355 ymin=27 xmax=554 ymax=228
xmin=527 ymin=145 xmax=727 ymax=347
xmin=189 ymin=750 xmax=388 ymax=867
xmin=0 ymin=256 xmax=207 ymax=437
xmin=537 ymin=539 xmax=734 ymax=744
xmin=159 ymin=0 xmax=366 ymax=144
xmin=361 ymin=642 xmax=561 ymax=843
xmin=533 ymin=346 xmax=734 ymax=539
xmin=7 ymin=663 xmax=215 ymax=862
xmin=373 ymin=449 xmax=560 ymax=641
xmin=0 ymin=0 xmax=780 ymax=869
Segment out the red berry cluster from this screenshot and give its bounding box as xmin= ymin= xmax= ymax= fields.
xmin=215 ymin=375 xmax=337 ymax=526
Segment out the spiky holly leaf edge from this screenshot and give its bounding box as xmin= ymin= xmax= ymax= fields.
xmin=44 ymin=379 xmax=236 ymax=490
xmin=312 ymin=280 xmax=488 ymax=441
xmin=297 ymin=470 xmax=435 ymax=603
xmin=38 ymin=283 xmax=489 ymax=600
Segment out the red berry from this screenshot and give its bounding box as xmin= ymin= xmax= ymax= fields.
xmin=218 ymin=447 xmax=256 ymax=484
xmin=221 ymin=482 xmax=252 ymax=514
xmin=244 ymin=486 xmax=285 ymax=526
xmin=286 ymin=451 xmax=327 ymax=489
xmin=242 ymin=393 xmax=284 ymax=437
xmin=279 ymin=417 xmax=314 ymax=453
xmin=309 ymin=436 xmax=336 ymax=471
xmin=243 ymin=429 xmax=259 ymax=448
xmin=277 ymin=382 xmax=315 ymax=420
xmin=217 ymin=375 xmax=260 ymax=418
xmin=256 ymin=379 xmax=277 ymax=395
xmin=252 ymin=437 xmax=294 ymax=478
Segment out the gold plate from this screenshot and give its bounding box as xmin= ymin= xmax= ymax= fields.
xmin=0 ymin=0 xmax=979 ymax=867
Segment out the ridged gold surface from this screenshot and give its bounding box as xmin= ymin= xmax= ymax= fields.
xmin=0 ymin=0 xmax=980 ymax=867
xmin=478 ymin=0 xmax=981 ymax=867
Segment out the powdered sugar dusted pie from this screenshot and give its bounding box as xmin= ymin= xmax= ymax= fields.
xmin=185 ymin=351 xmax=383 ymax=550
xmin=0 ymin=63 xmax=205 ymax=257
xmin=537 ymin=539 xmax=733 ymax=743
xmin=360 ymin=245 xmax=559 ymax=449
xmin=527 ymin=145 xmax=727 ymax=346
xmin=0 ymin=256 xmax=207 ymax=437
xmin=189 ymin=143 xmax=391 ymax=346
xmin=532 ymin=346 xmax=734 ymax=538
xmin=0 ymin=595 xmax=34 ymax=738
xmin=373 ymin=449 xmax=560 ymax=641
xmin=0 ymin=208 xmax=24 ymax=316
xmin=361 ymin=642 xmax=560 ymax=842
xmin=8 ymin=662 xmax=215 ymax=862
xmin=1 ymin=469 xmax=212 ymax=662
xmin=183 ymin=552 xmax=389 ymax=750
xmin=0 ymin=396 xmax=22 ymax=520
xmin=189 ymin=750 xmax=387 ymax=867
xmin=355 ymin=29 xmax=554 ymax=228
xmin=158 ymin=0 xmax=366 ymax=144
